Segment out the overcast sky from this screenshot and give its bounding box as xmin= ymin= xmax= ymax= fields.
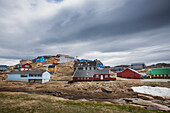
xmin=0 ymin=0 xmax=170 ymax=66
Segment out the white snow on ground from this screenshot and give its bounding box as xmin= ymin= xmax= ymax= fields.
xmin=141 ymin=79 xmax=170 ymax=82
xmin=132 ymin=86 xmax=170 ymax=98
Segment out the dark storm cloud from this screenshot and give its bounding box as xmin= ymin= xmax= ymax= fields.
xmin=42 ymin=0 xmax=170 ymax=44
xmin=0 ymin=0 xmax=170 ymax=65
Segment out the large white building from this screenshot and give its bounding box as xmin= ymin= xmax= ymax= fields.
xmin=57 ymin=54 xmax=75 ymax=63
xmin=8 ymin=71 xmax=51 ymax=83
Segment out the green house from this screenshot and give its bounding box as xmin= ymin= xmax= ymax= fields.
xmin=146 ymin=68 xmax=170 ymax=78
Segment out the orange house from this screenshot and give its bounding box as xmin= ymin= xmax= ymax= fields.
xmin=48 ymin=65 xmax=57 ymax=73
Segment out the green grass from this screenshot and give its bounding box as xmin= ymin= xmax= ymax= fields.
xmin=0 ymin=92 xmax=165 ymax=113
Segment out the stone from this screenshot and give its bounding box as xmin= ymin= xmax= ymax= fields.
xmin=101 ymin=88 xmax=112 ymax=93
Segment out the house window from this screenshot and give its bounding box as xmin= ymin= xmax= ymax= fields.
xmin=91 ymin=67 xmax=94 ymax=70
xmin=29 ymin=74 xmax=33 ymax=77
xmin=81 ymin=64 xmax=83 ymax=66
xmin=83 ymin=67 xmax=85 ymax=70
xmin=105 ymin=75 xmax=108 ymax=78
xmin=87 ymin=77 xmax=89 ymax=80
xmin=87 ymin=67 xmax=90 ymax=70
xmin=25 ymin=65 xmax=29 ymax=67
xmin=78 ymin=64 xmax=80 ymax=66
xmin=88 ymin=64 xmax=90 ymax=66
xmin=38 ymin=74 xmax=42 ymax=77
xmin=96 ymin=75 xmax=99 ymax=78
xmin=21 ymin=74 xmax=27 ymax=77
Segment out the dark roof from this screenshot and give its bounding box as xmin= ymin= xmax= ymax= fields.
xmin=0 ymin=65 xmax=8 ymax=67
xmin=48 ymin=65 xmax=55 ymax=68
xmin=73 ymin=69 xmax=110 ymax=77
xmin=8 ymin=70 xmax=46 ymax=74
xmin=74 ymin=61 xmax=97 ymax=68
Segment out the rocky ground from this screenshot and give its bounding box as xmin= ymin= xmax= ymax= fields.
xmin=0 ymin=71 xmax=170 ymax=112
xmin=0 ymin=74 xmax=170 ymax=111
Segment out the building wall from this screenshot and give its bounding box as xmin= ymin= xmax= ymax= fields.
xmin=59 ymin=56 xmax=74 ymax=63
xmin=20 ymin=60 xmax=32 ymax=64
xmin=8 ymin=71 xmax=51 ymax=83
xmin=36 ymin=57 xmax=45 ymax=62
xmin=0 ymin=66 xmax=8 ymax=71
xmin=117 ymin=72 xmax=122 ymax=77
xmin=42 ymin=71 xmax=51 ymax=79
xmin=73 ymin=74 xmax=116 ymax=81
xmin=121 ymin=69 xmax=142 ymax=79
xmin=42 ymin=79 xmax=50 ymax=83
xmin=48 ymin=66 xmax=57 ymax=72
xmin=131 ymin=64 xmax=145 ymax=70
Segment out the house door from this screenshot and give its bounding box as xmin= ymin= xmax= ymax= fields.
xmin=101 ymin=75 xmax=103 ymax=80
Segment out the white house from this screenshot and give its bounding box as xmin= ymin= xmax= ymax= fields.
xmin=8 ymin=71 xmax=51 ymax=83
xmin=57 ymin=54 xmax=75 ymax=63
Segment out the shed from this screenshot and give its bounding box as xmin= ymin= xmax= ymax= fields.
xmin=8 ymin=71 xmax=51 ymax=83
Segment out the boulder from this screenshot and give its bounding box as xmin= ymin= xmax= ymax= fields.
xmin=101 ymin=88 xmax=112 ymax=93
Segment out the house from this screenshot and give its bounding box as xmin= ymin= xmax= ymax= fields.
xmin=131 ymin=63 xmax=145 ymax=70
xmin=111 ymin=65 xmax=130 ymax=72
xmin=57 ymin=54 xmax=75 ymax=63
xmin=20 ymin=63 xmax=32 ymax=71
xmin=48 ymin=65 xmax=57 ymax=73
xmin=74 ymin=59 xmax=103 ymax=71
xmin=14 ymin=63 xmax=32 ymax=71
xmin=73 ymin=69 xmax=116 ymax=81
xmin=20 ymin=59 xmax=32 ymax=64
xmin=36 ymin=56 xmax=46 ymax=62
xmin=8 ymin=71 xmax=51 ymax=83
xmin=117 ymin=68 xmax=146 ymax=79
xmin=42 ymin=59 xmax=59 ymax=65
xmin=0 ymin=65 xmax=8 ymax=71
xmin=146 ymin=68 xmax=170 ymax=79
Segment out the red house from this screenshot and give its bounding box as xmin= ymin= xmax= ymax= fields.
xmin=117 ymin=68 xmax=144 ymax=79
xmin=20 ymin=63 xmax=32 ymax=71
xmin=73 ymin=70 xmax=116 ymax=81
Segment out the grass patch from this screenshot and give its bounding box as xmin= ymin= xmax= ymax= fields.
xmin=0 ymin=92 xmax=166 ymax=113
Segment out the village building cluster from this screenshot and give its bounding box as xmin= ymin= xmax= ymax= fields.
xmin=0 ymin=54 xmax=170 ymax=83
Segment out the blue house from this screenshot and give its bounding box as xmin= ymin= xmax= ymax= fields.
xmin=0 ymin=65 xmax=8 ymax=71
xmin=8 ymin=71 xmax=51 ymax=83
xmin=36 ymin=56 xmax=46 ymax=62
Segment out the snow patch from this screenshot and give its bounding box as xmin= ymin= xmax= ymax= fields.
xmin=132 ymin=86 xmax=170 ymax=98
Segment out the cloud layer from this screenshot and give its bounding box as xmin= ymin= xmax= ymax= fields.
xmin=0 ymin=0 xmax=170 ymax=66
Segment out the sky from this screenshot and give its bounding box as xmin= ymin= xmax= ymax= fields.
xmin=0 ymin=0 xmax=170 ymax=66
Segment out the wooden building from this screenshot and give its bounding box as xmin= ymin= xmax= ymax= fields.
xmin=20 ymin=59 xmax=32 ymax=64
xmin=14 ymin=63 xmax=32 ymax=71
xmin=48 ymin=65 xmax=57 ymax=73
xmin=147 ymin=68 xmax=170 ymax=79
xmin=73 ymin=69 xmax=116 ymax=81
xmin=8 ymin=71 xmax=51 ymax=83
xmin=0 ymin=65 xmax=8 ymax=71
xmin=117 ymin=68 xmax=145 ymax=79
